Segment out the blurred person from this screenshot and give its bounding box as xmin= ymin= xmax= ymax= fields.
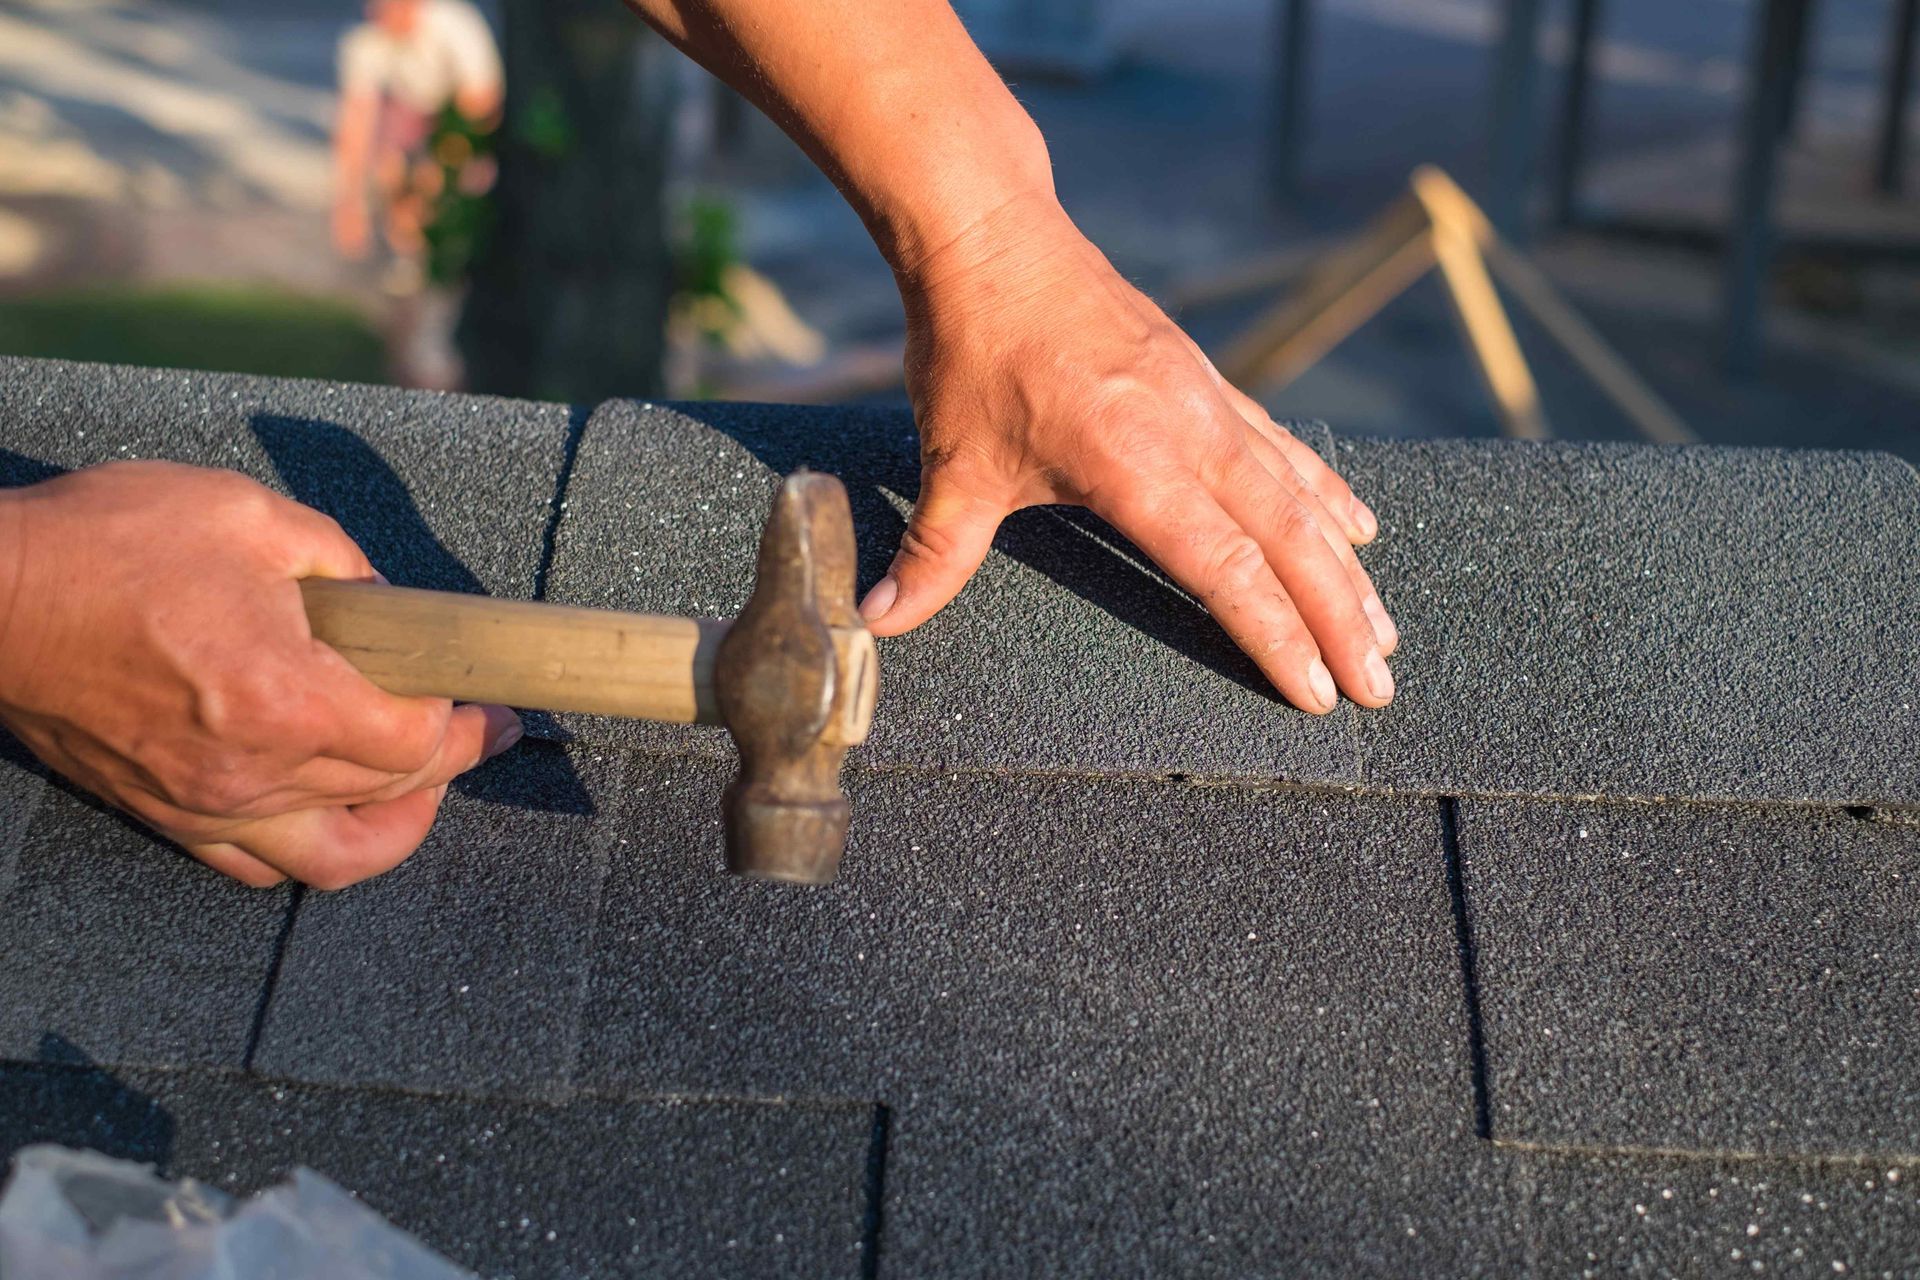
xmin=2 ymin=0 xmax=1397 ymax=891
xmin=332 ymin=0 xmax=505 ymax=387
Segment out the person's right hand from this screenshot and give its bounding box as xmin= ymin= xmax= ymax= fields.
xmin=0 ymin=461 xmax=522 ymax=889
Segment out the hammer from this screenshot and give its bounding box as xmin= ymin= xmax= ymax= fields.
xmin=298 ymin=471 xmax=878 ymax=884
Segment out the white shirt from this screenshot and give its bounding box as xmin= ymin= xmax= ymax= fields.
xmin=338 ymin=0 xmax=503 ymax=116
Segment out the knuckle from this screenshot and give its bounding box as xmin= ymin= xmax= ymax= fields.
xmin=382 ymin=701 xmax=450 ymax=773
xmin=170 ymin=767 xmax=260 ymax=818
xmin=1258 ymin=493 xmax=1317 ymax=543
xmin=1201 ymin=533 xmax=1271 ymax=596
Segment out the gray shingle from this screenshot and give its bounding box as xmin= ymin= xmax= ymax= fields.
xmin=540 ymin=398 xmax=1361 ymax=780
xmin=251 ymin=743 xmax=624 ymax=1097
xmin=1459 ymin=796 xmax=1920 ymax=1157
xmin=0 ymin=747 xmax=292 ymax=1069
xmin=0 ymin=356 xmax=575 ymax=596
xmin=0 ymin=1059 xmax=876 ymax=1279
xmin=1505 ymin=1148 xmax=1920 ymax=1277
xmin=577 ymin=757 xmax=1510 ymax=1275
xmin=1334 ymin=436 xmax=1920 ymax=809
xmin=544 ymin=401 xmax=1920 ymax=811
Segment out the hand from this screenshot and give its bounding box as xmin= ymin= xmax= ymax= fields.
xmin=332 ymin=196 xmax=372 ymax=259
xmin=863 ymin=196 xmax=1397 ymax=714
xmin=0 ymin=462 xmax=522 ymax=888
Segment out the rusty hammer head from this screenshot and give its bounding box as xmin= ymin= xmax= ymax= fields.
xmin=714 ymin=471 xmax=878 ymax=884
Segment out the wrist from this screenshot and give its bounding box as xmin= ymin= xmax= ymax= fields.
xmin=893 ymin=191 xmax=1099 ymax=316
xmin=844 ymin=89 xmax=1059 ymax=277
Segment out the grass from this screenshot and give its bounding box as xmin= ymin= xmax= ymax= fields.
xmin=0 ymin=284 xmax=387 ymax=384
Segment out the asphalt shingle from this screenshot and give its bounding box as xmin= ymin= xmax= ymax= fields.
xmin=1335 ymin=437 xmax=1920 ymax=809
xmin=1459 ymin=796 xmax=1920 ymax=1158
xmin=577 ymin=756 xmax=1508 ymax=1276
xmin=0 ymin=743 xmax=293 ymax=1069
xmin=251 ymin=742 xmax=623 ymax=1097
xmin=0 ymin=1059 xmax=877 ymax=1279
xmin=0 ymin=356 xmax=575 ymax=597
xmin=540 ymin=398 xmax=1361 ymax=780
xmin=1505 ymin=1149 xmax=1920 ymax=1277
xmin=5 ymin=356 xmax=1920 ymax=1274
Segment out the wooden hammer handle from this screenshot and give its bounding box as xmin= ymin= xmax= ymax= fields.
xmin=302 ymin=579 xmax=728 ymax=723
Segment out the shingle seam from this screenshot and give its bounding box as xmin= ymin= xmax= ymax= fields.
xmin=541 ymin=735 xmax=1920 ymax=816
xmin=859 ymin=1103 xmax=891 ymax=1280
xmin=0 ymin=1053 xmax=882 ymax=1114
xmin=531 ymin=400 xmax=594 ymax=602
xmin=241 ymin=884 xmax=304 ymax=1074
xmin=1440 ymin=797 xmax=1492 ymax=1142
xmin=0 ymin=782 xmax=43 ymax=906
xmin=546 ymin=764 xmax=628 ymax=1103
xmin=1494 ymin=1137 xmax=1920 ymax=1169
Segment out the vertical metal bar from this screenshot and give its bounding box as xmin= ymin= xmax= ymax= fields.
xmin=1488 ymin=0 xmax=1547 ymax=242
xmin=1269 ymin=0 xmax=1313 ymax=202
xmin=1722 ymin=0 xmax=1805 ymax=374
xmin=1775 ymin=0 xmax=1814 ymax=140
xmin=1548 ymin=0 xmax=1603 ymax=226
xmin=1875 ymin=0 xmax=1919 ymax=195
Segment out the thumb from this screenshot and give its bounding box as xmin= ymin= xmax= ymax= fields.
xmin=859 ymin=467 xmax=1006 ymax=636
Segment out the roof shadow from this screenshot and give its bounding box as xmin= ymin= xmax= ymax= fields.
xmin=666 ymin=402 xmax=1278 ymax=701
xmin=0 ymin=1034 xmax=176 ymax=1171
xmin=250 ymin=414 xmax=593 ymax=814
xmin=0 ymin=448 xmax=68 ymax=489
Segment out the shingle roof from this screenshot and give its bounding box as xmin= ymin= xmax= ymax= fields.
xmin=1 ymin=353 xmax=1916 ymax=1277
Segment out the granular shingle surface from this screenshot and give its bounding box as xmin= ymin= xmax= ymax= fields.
xmin=2 ymin=355 xmax=1918 ymax=1274
xmin=1333 ymin=436 xmax=1920 ymax=809
xmin=0 ymin=1060 xmax=876 ymax=1279
xmin=0 ymin=743 xmax=292 ymax=1069
xmin=577 ymin=756 xmax=1512 ymax=1276
xmin=251 ymin=743 xmax=624 ymax=1097
xmin=541 ymin=399 xmax=1361 ymax=780
xmin=1458 ymin=796 xmax=1920 ymax=1158
xmin=0 ymin=355 xmax=573 ymax=596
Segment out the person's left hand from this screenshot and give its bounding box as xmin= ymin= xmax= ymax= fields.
xmin=860 ymin=195 xmax=1397 ymax=715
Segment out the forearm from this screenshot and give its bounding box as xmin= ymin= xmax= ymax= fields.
xmin=333 ymin=93 xmax=376 ymax=204
xmin=621 ymin=0 xmax=1055 ymax=274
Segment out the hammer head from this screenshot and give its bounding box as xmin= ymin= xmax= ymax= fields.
xmin=715 ymin=471 xmax=878 ymax=884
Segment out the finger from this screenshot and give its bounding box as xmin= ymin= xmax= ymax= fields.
xmin=338 ymin=702 xmax=521 ymax=805
xmin=1219 ymin=383 xmax=1379 ymax=545
xmin=1098 ymin=481 xmax=1337 ymax=713
xmin=275 ymin=500 xmax=380 ymax=582
xmin=1237 ymin=427 xmax=1398 ymax=656
xmin=222 ymin=786 xmax=449 ymax=891
xmin=181 ymin=840 xmax=288 ymax=889
xmin=1208 ymin=447 xmax=1393 ymax=707
xmin=860 ymin=463 xmax=1007 ymax=636
xmin=228 ymin=702 xmax=522 ymax=814
xmin=299 ymin=642 xmax=463 ymax=773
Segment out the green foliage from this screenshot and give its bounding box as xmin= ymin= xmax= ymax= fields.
xmin=513 ymin=86 xmax=576 ymax=160
xmin=672 ymin=193 xmax=744 ymax=348
xmin=0 ymin=285 xmax=386 ymax=382
xmin=421 ymin=105 xmax=499 ymax=287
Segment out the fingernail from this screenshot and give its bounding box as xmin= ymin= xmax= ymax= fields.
xmin=371 ymin=569 xmax=389 ymax=585
xmin=484 ymin=707 xmax=524 ymax=758
xmin=1364 ymin=650 xmax=1395 ymax=702
xmin=1363 ymin=594 xmax=1398 ymax=652
xmin=858 ymin=575 xmax=897 ymax=623
xmin=1351 ymin=498 xmax=1378 ymax=541
xmin=1307 ymin=659 xmax=1337 ymax=712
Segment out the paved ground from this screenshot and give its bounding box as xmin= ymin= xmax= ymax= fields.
xmin=0 ymin=0 xmax=1917 ymax=457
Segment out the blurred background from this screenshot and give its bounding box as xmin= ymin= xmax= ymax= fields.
xmin=2 ymin=0 xmax=1917 ymax=461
